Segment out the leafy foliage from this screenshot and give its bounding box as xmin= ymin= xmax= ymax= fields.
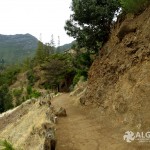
xmin=26 ymin=69 xmax=37 ymax=86
xmin=35 ymin=41 xmax=45 ymax=63
xmin=42 ymin=53 xmax=75 ymax=91
xmin=0 ymin=65 xmax=20 ymax=86
xmin=0 ymin=85 xmax=13 ymax=113
xmin=35 ymin=41 xmax=54 ymax=64
xmin=72 ymin=51 xmax=92 ymax=85
xmin=21 ymin=57 xmax=33 ymax=72
xmin=26 ymin=85 xmax=41 ymax=99
xmin=120 ymin=0 xmax=150 ymax=14
xmin=13 ymin=88 xmax=23 ymax=99
xmin=0 ymin=139 xmax=15 ymax=150
xmin=0 ymin=66 xmax=20 ymax=112
xmin=12 ymin=88 xmax=24 ymax=106
xmin=65 ymin=0 xmax=120 ymax=52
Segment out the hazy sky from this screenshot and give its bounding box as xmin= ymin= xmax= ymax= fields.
xmin=0 ymin=0 xmax=74 ymax=46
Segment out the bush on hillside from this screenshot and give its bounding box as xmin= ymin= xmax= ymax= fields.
xmin=0 ymin=85 xmax=13 ymax=113
xmin=73 ymin=74 xmax=86 ymax=87
xmin=0 ymin=139 xmax=15 ymax=150
xmin=26 ymin=69 xmax=37 ymax=86
xmin=0 ymin=65 xmax=20 ymax=86
xmin=26 ymin=85 xmax=41 ymax=99
xmin=13 ymin=88 xmax=23 ymax=99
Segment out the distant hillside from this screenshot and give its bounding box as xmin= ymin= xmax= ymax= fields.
xmin=56 ymin=40 xmax=76 ymax=53
xmin=0 ymin=34 xmax=38 ymax=64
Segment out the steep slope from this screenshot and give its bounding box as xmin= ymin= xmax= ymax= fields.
xmin=0 ymin=98 xmax=46 ymax=149
xmin=83 ymin=5 xmax=150 ymax=137
xmin=0 ymin=34 xmax=38 ymax=64
xmin=1 ymin=93 xmax=150 ymax=150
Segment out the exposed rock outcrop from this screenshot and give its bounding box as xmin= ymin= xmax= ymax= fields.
xmin=55 ymin=107 xmax=67 ymax=117
xmin=84 ymin=6 xmax=150 ymax=129
xmin=42 ymin=122 xmax=57 ymax=150
xmin=70 ymin=78 xmax=87 ymax=106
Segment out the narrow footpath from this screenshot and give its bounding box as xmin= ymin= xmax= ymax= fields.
xmin=52 ymin=94 xmax=123 ymax=150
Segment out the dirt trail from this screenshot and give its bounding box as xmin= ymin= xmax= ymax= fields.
xmin=52 ymin=94 xmax=122 ymax=150
xmin=52 ymin=94 xmax=101 ymax=150
xmin=0 ymin=94 xmax=150 ymax=150
xmin=52 ymin=94 xmax=150 ymax=150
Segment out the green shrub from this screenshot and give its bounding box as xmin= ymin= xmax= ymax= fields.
xmin=26 ymin=70 xmax=37 ymax=86
xmin=27 ymin=85 xmax=32 ymax=95
xmin=30 ymin=89 xmax=41 ymax=98
xmin=0 ymin=139 xmax=15 ymax=150
xmin=15 ymin=99 xmax=22 ymax=107
xmin=0 ymin=66 xmax=20 ymax=86
xmin=13 ymin=88 xmax=23 ymax=98
xmin=13 ymin=88 xmax=23 ymax=106
xmin=26 ymin=85 xmax=41 ymax=99
xmin=43 ymin=82 xmax=51 ymax=89
xmin=73 ymin=73 xmax=86 ymax=86
xmin=0 ymin=85 xmax=13 ymax=113
xmin=73 ymin=74 xmax=81 ymax=86
xmin=120 ymin=0 xmax=150 ymax=14
xmin=15 ymin=96 xmax=26 ymax=106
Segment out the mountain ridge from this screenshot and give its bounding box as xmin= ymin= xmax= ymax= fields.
xmin=0 ymin=33 xmax=38 ymax=64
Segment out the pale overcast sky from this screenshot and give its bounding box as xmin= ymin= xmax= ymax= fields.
xmin=0 ymin=0 xmax=74 ymax=46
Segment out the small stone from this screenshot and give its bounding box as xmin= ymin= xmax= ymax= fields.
xmin=55 ymin=107 xmax=67 ymax=117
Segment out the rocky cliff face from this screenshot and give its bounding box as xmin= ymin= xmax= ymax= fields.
xmin=84 ymin=6 xmax=150 ymax=130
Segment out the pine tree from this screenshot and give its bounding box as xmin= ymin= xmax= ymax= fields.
xmin=65 ymin=0 xmax=120 ymax=53
xmin=50 ymin=34 xmax=55 ymax=47
xmin=35 ymin=41 xmax=45 ymax=63
xmin=50 ymin=34 xmax=56 ymax=53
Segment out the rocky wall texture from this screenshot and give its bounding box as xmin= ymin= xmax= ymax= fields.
xmin=84 ymin=6 xmax=150 ymax=130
